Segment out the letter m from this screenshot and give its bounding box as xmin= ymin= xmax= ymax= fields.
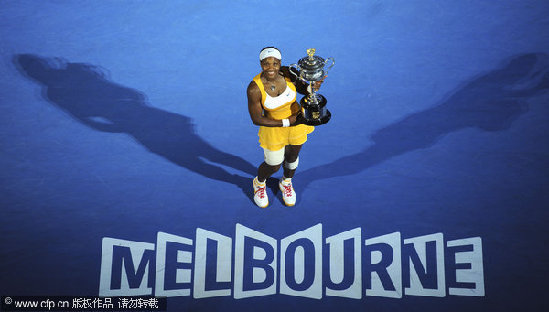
xmin=99 ymin=237 xmax=155 ymax=296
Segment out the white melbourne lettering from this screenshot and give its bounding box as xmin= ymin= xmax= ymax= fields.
xmin=99 ymin=224 xmax=485 ymax=299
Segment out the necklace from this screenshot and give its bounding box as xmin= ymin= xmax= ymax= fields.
xmin=262 ymin=74 xmax=278 ymax=92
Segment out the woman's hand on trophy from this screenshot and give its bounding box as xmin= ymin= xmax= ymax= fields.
xmin=289 ymin=114 xmax=298 ymax=126
xmin=289 ymin=111 xmax=305 ymax=126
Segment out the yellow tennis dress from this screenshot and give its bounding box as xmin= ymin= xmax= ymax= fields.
xmin=253 ymin=73 xmax=314 ymax=151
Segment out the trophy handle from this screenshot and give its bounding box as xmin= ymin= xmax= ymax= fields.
xmin=288 ymin=63 xmax=301 ymax=80
xmin=324 ymin=57 xmax=335 ymax=72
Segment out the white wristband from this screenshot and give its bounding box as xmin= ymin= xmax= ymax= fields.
xmin=282 ymin=118 xmax=290 ymax=127
xmin=307 ymin=84 xmax=313 ymax=94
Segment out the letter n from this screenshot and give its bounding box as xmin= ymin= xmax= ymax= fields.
xmin=403 ymin=233 xmax=446 ymax=297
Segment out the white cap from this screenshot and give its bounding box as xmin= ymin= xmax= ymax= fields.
xmin=259 ymin=47 xmax=282 ymax=61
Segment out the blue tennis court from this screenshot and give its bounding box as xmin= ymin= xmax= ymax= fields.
xmin=1 ymin=1 xmax=548 ymax=311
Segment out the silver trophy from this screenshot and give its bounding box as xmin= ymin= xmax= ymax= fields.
xmin=290 ymin=48 xmax=335 ymax=125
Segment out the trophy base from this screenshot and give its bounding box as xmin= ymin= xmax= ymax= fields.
xmin=300 ymin=94 xmax=331 ymax=126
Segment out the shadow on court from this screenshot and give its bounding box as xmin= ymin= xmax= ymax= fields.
xmin=14 ymin=54 xmax=256 ymax=201
xmin=298 ymin=53 xmax=549 ymax=198
xmin=13 ymin=53 xmax=549 ymax=206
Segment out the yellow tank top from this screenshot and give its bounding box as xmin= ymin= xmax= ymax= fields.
xmin=252 ymin=73 xmax=315 ymax=151
xmin=252 ymin=73 xmax=300 ymax=120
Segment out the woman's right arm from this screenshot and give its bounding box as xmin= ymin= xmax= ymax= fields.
xmin=247 ymin=81 xmax=297 ymax=127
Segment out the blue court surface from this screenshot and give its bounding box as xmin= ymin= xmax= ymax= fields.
xmin=1 ymin=1 xmax=548 ymax=311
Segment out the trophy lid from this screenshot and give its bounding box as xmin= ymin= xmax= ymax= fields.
xmin=298 ymin=52 xmax=326 ymax=71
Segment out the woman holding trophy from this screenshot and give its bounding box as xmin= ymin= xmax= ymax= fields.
xmin=247 ymin=46 xmax=326 ymax=208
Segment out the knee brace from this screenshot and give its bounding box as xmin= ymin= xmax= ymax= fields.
xmin=264 ymin=148 xmax=285 ymax=166
xmin=284 ymin=157 xmax=299 ymax=170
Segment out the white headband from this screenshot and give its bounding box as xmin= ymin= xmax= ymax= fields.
xmin=259 ymin=48 xmax=282 ymax=61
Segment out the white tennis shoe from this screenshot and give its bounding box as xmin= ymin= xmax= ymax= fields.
xmin=279 ymin=178 xmax=296 ymax=206
xmin=253 ymin=177 xmax=269 ymax=208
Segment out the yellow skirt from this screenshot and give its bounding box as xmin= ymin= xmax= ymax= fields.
xmin=258 ymin=124 xmax=315 ymax=151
